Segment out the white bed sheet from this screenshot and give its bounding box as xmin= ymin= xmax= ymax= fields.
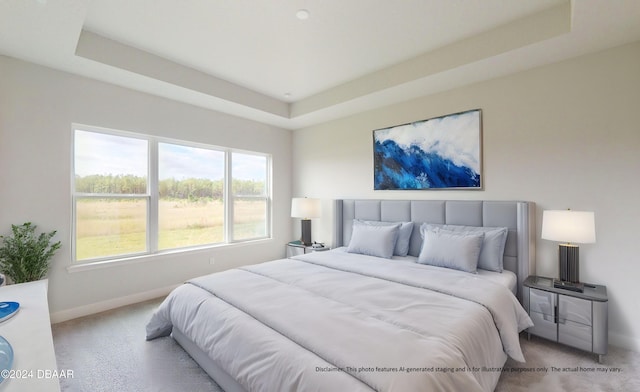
xmin=476 ymin=269 xmax=518 ymax=295
xmin=147 ymin=249 xmax=532 ymax=392
xmin=350 ymin=247 xmax=518 ymax=294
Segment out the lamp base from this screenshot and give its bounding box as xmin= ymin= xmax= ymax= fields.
xmin=559 ymin=244 xmax=580 ymax=283
xmin=300 ymin=219 xmax=312 ymax=246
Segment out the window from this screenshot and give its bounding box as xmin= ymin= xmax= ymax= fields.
xmin=72 ymin=125 xmax=271 ymax=263
xmin=231 ymin=152 xmax=269 ymax=241
xmin=158 ymin=143 xmax=225 ymax=250
xmin=74 ymin=130 xmax=149 ymax=260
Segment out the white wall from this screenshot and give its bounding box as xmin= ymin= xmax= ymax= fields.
xmin=0 ymin=56 xmax=292 ymax=320
xmin=292 ymin=41 xmax=640 ymax=350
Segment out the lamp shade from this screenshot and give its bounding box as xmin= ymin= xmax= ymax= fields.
xmin=541 ymin=210 xmax=596 ymax=244
xmin=291 ymin=198 xmax=321 ymax=219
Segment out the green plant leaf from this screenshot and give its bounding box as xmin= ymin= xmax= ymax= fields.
xmin=0 ymin=222 xmax=61 ymax=283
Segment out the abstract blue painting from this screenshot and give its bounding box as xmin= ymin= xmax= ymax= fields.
xmin=374 ymin=109 xmax=482 ymax=190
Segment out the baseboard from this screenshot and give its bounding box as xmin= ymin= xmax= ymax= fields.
xmin=50 ymin=284 xmax=179 ymax=324
xmin=609 ymin=331 xmax=640 ymax=353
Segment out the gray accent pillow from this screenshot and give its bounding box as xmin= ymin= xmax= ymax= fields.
xmin=418 ymin=228 xmax=484 ymax=273
xmin=347 ymin=223 xmax=401 ymax=259
xmin=354 ymin=220 xmax=414 ymax=256
xmin=423 ymin=224 xmax=508 ymax=272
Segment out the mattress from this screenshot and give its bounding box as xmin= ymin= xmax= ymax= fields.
xmin=147 ymin=249 xmax=532 ymax=392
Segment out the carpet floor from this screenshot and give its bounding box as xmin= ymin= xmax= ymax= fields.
xmin=52 ymin=298 xmax=639 ymax=392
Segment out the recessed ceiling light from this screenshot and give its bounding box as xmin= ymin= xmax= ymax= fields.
xmin=296 ymin=9 xmax=310 ymax=20
xmin=284 ymin=93 xmax=292 ymax=99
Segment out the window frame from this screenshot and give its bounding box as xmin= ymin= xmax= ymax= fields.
xmin=71 ymin=124 xmax=272 ymax=265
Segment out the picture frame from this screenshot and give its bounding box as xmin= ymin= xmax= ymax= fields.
xmin=373 ymin=109 xmax=482 ymax=190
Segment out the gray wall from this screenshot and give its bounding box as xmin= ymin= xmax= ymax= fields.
xmin=0 ymin=56 xmax=293 ymax=320
xmin=292 ymin=41 xmax=640 ymax=351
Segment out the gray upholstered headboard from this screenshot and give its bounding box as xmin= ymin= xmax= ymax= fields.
xmin=333 ymin=200 xmax=536 ymax=302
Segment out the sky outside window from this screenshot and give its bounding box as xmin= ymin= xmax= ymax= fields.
xmin=74 ymin=130 xmax=148 ymax=178
xmin=159 ymin=143 xmax=224 ymax=181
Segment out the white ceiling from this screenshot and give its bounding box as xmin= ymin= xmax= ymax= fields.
xmin=1 ymin=0 xmax=639 ymax=130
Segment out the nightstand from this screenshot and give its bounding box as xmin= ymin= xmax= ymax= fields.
xmin=286 ymin=241 xmax=329 ymax=258
xmin=523 ymin=275 xmax=608 ymax=362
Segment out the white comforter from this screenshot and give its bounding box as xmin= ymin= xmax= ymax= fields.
xmin=147 ymin=249 xmax=533 ymax=392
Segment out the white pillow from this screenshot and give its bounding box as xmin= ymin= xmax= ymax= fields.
xmin=418 ymin=228 xmax=484 ymax=273
xmin=347 ymin=223 xmax=401 ymax=259
xmin=423 ymin=224 xmax=508 ymax=272
xmin=354 ymin=220 xmax=414 ymax=256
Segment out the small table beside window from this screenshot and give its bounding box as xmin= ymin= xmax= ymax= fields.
xmin=0 ymin=279 xmax=61 ymax=391
xmin=286 ymin=241 xmax=329 ymax=258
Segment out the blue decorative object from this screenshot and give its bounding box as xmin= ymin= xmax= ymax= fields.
xmin=0 ymin=302 xmax=19 ymax=323
xmin=373 ymin=109 xmax=482 ymax=190
xmin=0 ymin=336 xmax=14 ymax=384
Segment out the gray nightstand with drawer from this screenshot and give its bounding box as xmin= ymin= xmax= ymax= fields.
xmin=523 ymin=276 xmax=608 ymax=362
xmin=286 ymin=241 xmax=329 ymax=258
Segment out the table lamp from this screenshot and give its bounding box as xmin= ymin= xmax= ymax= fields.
xmin=291 ymin=198 xmax=321 ymax=246
xmin=541 ymin=209 xmax=596 ymax=292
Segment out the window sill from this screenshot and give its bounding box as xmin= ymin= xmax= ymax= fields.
xmin=66 ymin=238 xmax=273 ymax=273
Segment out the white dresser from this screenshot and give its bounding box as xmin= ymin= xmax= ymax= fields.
xmin=0 ymin=280 xmax=61 ymax=391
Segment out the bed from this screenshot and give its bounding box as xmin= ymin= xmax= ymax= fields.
xmin=146 ymin=199 xmax=536 ymax=392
